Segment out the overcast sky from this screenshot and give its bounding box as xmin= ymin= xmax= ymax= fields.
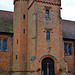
xmin=0 ymin=0 xmax=75 ymax=21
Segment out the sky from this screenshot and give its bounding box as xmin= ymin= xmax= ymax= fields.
xmin=0 ymin=0 xmax=75 ymax=21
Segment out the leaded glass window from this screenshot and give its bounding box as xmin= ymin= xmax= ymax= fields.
xmin=46 ymin=31 xmax=50 ymax=40
xmin=64 ymin=44 xmax=67 ymax=55
xmin=46 ymin=10 xmax=49 ymax=18
xmin=68 ymin=44 xmax=71 ymax=55
xmin=64 ymin=43 xmax=72 ymax=56
xmin=2 ymin=39 xmax=7 ymax=51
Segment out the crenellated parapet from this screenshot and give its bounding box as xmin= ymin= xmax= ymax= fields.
xmin=35 ymin=0 xmax=61 ymax=6
xmin=14 ymin=0 xmax=29 ymax=4
xmin=14 ymin=0 xmax=61 ymax=6
xmin=28 ymin=0 xmax=61 ymax=9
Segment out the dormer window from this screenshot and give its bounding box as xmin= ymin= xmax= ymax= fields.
xmin=46 ymin=10 xmax=49 ymax=18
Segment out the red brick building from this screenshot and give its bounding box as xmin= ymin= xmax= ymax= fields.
xmin=0 ymin=0 xmax=75 ymax=75
xmin=0 ymin=10 xmax=13 ymax=75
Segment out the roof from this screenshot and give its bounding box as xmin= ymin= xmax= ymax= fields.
xmin=61 ymin=20 xmax=75 ymax=40
xmin=0 ymin=10 xmax=13 ymax=33
xmin=0 ymin=10 xmax=75 ymax=40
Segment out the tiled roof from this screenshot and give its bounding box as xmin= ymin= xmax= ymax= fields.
xmin=61 ymin=20 xmax=75 ymax=39
xmin=0 ymin=10 xmax=13 ymax=33
xmin=0 ymin=10 xmax=75 ymax=39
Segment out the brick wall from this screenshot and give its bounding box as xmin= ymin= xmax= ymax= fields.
xmin=12 ymin=0 xmax=74 ymax=75
xmin=64 ymin=41 xmax=74 ymax=75
xmin=13 ymin=0 xmax=28 ymax=71
xmin=27 ymin=1 xmax=64 ymax=75
xmin=0 ymin=33 xmax=12 ymax=72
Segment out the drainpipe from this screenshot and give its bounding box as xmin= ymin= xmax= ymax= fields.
xmin=10 ymin=33 xmax=13 ymax=75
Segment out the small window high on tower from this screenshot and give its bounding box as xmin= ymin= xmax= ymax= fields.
xmin=46 ymin=31 xmax=50 ymax=40
xmin=23 ymin=14 xmax=25 ymax=19
xmin=46 ymin=10 xmax=49 ymax=18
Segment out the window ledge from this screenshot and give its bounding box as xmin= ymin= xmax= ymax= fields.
xmin=65 ymin=55 xmax=72 ymax=56
xmin=2 ymin=50 xmax=7 ymax=52
xmin=45 ymin=17 xmax=51 ymax=20
xmin=46 ymin=40 xmax=50 ymax=42
xmin=32 ymin=36 xmax=36 ymax=39
xmin=44 ymin=6 xmax=52 ymax=8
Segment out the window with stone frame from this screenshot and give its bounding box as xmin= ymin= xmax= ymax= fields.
xmin=2 ymin=39 xmax=7 ymax=51
xmin=46 ymin=9 xmax=49 ymax=18
xmin=46 ymin=31 xmax=50 ymax=40
xmin=64 ymin=43 xmax=72 ymax=56
xmin=44 ymin=6 xmax=52 ymax=18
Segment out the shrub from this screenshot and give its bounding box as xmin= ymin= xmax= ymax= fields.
xmin=59 ymin=68 xmax=63 ymax=72
xmin=38 ymin=68 xmax=41 ymax=71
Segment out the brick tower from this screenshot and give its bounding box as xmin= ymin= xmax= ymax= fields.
xmin=13 ymin=0 xmax=66 ymax=75
xmin=27 ymin=0 xmax=66 ymax=75
xmin=13 ymin=0 xmax=28 ymax=75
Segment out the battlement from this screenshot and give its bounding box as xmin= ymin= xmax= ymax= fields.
xmin=35 ymin=0 xmax=61 ymax=6
xmin=35 ymin=0 xmax=61 ymax=2
xmin=14 ymin=0 xmax=61 ymax=6
xmin=14 ymin=0 xmax=29 ymax=4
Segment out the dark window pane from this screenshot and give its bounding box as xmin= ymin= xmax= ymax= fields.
xmin=2 ymin=39 xmax=7 ymax=51
xmin=64 ymin=44 xmax=67 ymax=55
xmin=46 ymin=31 xmax=50 ymax=40
xmin=46 ymin=10 xmax=49 ymax=18
xmin=0 ymin=39 xmax=1 ymax=51
xmin=68 ymin=44 xmax=71 ymax=55
xmin=23 ymin=29 xmax=25 ymax=34
xmin=23 ymin=14 xmax=25 ymax=19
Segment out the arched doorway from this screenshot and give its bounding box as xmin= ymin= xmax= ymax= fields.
xmin=42 ymin=58 xmax=55 ymax=75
